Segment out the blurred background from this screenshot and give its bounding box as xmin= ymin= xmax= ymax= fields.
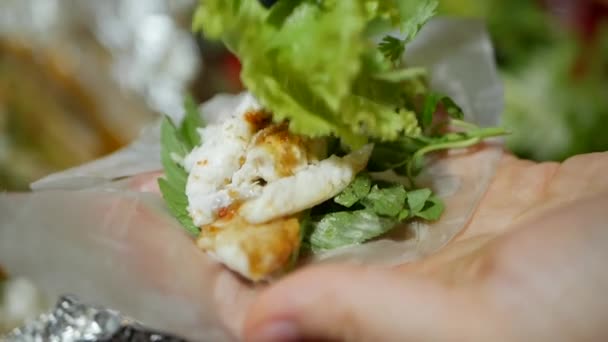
xmin=0 ymin=0 xmax=607 ymax=334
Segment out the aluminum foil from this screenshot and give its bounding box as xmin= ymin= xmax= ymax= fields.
xmin=0 ymin=0 xmax=201 ymax=114
xmin=4 ymin=295 xmax=187 ymax=342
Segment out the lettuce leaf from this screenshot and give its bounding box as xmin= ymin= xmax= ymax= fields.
xmin=334 ymin=173 xmax=372 ymax=208
xmin=193 ymin=0 xmax=440 ymax=147
xmin=360 ymin=185 xmax=408 ymax=217
xmin=307 ymin=173 xmax=445 ymax=251
xmin=309 ymin=210 xmax=397 ymax=252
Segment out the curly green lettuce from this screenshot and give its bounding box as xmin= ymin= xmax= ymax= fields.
xmin=192 ymin=0 xmax=445 ymax=147
xmin=158 ymin=0 xmax=507 ymax=255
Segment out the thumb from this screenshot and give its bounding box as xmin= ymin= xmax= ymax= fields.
xmin=243 ymin=264 xmax=492 ymax=342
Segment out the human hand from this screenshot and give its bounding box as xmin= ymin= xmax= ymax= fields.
xmin=0 ymin=174 xmax=257 ymax=341
xmin=242 ymin=152 xmax=608 ymax=341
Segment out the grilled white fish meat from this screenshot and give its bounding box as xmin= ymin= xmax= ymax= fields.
xmin=183 ymin=93 xmax=371 ymax=280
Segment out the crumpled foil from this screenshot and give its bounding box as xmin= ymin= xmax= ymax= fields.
xmin=0 ymin=0 xmax=200 ymax=119
xmin=4 ymin=295 xmax=187 ymax=342
xmin=0 ymin=0 xmax=202 ymax=191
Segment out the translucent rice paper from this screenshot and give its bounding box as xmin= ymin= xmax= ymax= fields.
xmin=0 ymin=19 xmax=503 ymax=341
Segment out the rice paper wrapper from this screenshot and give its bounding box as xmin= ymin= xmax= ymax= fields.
xmin=0 ymin=18 xmax=503 ymax=341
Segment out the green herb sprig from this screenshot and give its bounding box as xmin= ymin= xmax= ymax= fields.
xmin=158 ymin=96 xmax=204 ymax=236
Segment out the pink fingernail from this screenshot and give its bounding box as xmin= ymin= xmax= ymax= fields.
xmin=248 ymin=320 xmax=300 ymax=342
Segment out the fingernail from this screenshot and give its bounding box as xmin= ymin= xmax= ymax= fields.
xmin=248 ymin=320 xmax=300 ymax=342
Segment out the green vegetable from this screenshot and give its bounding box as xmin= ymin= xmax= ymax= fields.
xmin=406 ymin=188 xmax=432 ymax=214
xmin=192 ymin=0 xmax=442 ymax=147
xmin=360 ymin=184 xmax=407 ymax=217
xmin=157 ymin=97 xmax=205 ymax=236
xmin=378 ymin=35 xmax=406 ymax=63
xmin=307 ymin=175 xmax=443 ymax=251
xmin=180 ymin=95 xmax=204 ymax=149
xmin=157 ymin=1 xmax=511 ymax=265
xmin=420 ymin=92 xmax=464 ymax=132
xmin=375 ymin=0 xmax=438 ymax=63
xmin=334 ymin=173 xmax=372 ymax=208
xmin=309 ymin=210 xmax=397 ymax=252
xmin=415 ymin=195 xmax=444 ymax=220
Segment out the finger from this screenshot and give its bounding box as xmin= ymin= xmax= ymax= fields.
xmin=127 ymin=171 xmax=163 ymax=193
xmin=0 ymin=191 xmax=235 ymax=341
xmin=482 ymin=190 xmax=608 ymax=341
xmin=243 ymin=264 xmax=496 ymax=342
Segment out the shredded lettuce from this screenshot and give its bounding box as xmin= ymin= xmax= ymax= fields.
xmin=309 ymin=210 xmax=397 ymax=252
xmin=334 ymin=173 xmax=372 ymax=208
xmin=307 ymin=175 xmax=444 ymax=252
xmin=361 ymin=185 xmax=408 ymax=217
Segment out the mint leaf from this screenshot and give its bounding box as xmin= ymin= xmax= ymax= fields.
xmin=361 ymin=184 xmax=407 ymax=217
xmin=406 ymin=188 xmax=432 ymax=214
xmin=158 ymin=178 xmax=200 ymax=236
xmin=308 ymin=210 xmax=396 ymax=252
xmin=161 ymin=117 xmax=188 ymax=159
xmin=334 ymin=173 xmax=372 ymax=208
xmin=180 ymin=94 xmax=204 ymax=149
xmin=415 ymin=195 xmax=444 ymax=221
xmin=160 ymin=118 xmax=188 ymax=190
xmin=158 ymin=97 xmax=206 ymax=237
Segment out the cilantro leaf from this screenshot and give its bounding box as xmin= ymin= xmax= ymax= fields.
xmin=440 ymin=96 xmax=464 ymax=120
xmin=367 ymin=136 xmax=425 ymax=172
xmin=308 ymin=210 xmax=397 ymax=252
xmin=397 ymin=0 xmax=438 ymax=44
xmin=421 ymin=92 xmax=443 ymax=129
xmin=371 ymin=0 xmax=438 ymax=63
xmin=420 ymin=91 xmax=465 ymax=133
xmin=360 ymin=184 xmax=407 ymax=217
xmin=415 ymin=195 xmax=444 ymax=221
xmin=334 ymin=173 xmax=372 ymax=208
xmin=379 ymin=35 xmax=405 ymax=62
xmin=406 ymin=188 xmax=432 ymax=214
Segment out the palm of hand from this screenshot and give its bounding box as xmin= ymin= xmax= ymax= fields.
xmin=242 ymin=152 xmax=608 ymax=341
xmin=7 ymin=149 xmax=604 ymax=341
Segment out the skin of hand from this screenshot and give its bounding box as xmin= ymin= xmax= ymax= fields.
xmin=13 ymin=149 xmax=604 ymax=341
xmin=239 ymin=151 xmax=608 ymax=342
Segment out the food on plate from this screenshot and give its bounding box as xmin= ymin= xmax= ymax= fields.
xmin=158 ymin=0 xmax=507 ymax=280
